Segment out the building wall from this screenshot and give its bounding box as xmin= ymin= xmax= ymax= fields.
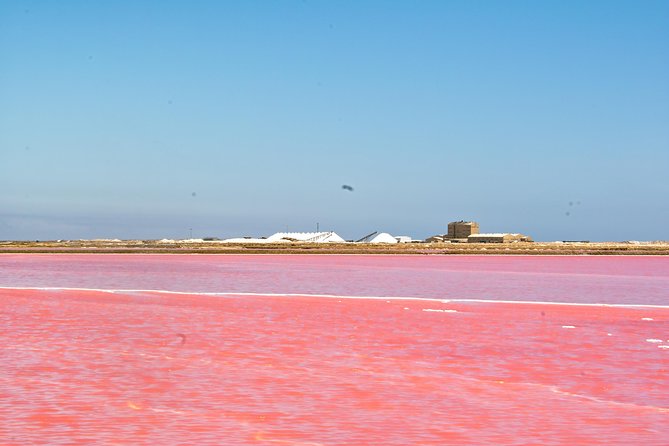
xmin=447 ymin=221 xmax=480 ymax=238
xmin=467 ymin=235 xmax=508 ymax=243
xmin=467 ymin=233 xmax=532 ymax=243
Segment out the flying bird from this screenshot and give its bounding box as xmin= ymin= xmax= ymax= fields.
xmin=342 ymin=185 xmax=354 ymax=192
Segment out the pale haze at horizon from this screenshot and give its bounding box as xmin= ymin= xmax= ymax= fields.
xmin=1 ymin=2 xmax=667 ymax=242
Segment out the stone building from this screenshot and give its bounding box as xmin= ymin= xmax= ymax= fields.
xmin=467 ymin=233 xmax=533 ymax=243
xmin=426 ymin=221 xmax=480 ymax=243
xmin=447 ymin=221 xmax=480 ymax=239
xmin=426 ymin=221 xmax=533 ymax=243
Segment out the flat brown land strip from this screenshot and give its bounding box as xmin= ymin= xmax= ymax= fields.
xmin=1 ymin=240 xmax=668 ymax=255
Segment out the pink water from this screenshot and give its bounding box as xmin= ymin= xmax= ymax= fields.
xmin=1 ymin=255 xmax=668 ymax=445
xmin=1 ymin=254 xmax=668 ymax=304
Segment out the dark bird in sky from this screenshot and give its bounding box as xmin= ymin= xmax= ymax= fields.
xmin=342 ymin=185 xmax=354 ymax=192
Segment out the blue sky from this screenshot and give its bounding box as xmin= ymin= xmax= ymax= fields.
xmin=1 ymin=1 xmax=668 ymax=241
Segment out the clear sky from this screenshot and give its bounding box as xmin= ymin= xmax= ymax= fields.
xmin=1 ymin=1 xmax=668 ymax=241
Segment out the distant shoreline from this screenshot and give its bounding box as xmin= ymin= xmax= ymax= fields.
xmin=1 ymin=240 xmax=668 ymax=255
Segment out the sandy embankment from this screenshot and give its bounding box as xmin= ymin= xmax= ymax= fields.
xmin=0 ymin=239 xmax=668 ymax=255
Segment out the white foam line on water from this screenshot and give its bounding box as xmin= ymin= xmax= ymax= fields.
xmin=2 ymin=286 xmax=669 ymax=309
xmin=545 ymin=385 xmax=669 ymax=413
xmin=411 ymin=368 xmax=669 ymax=414
xmin=460 ymin=374 xmax=669 ymax=414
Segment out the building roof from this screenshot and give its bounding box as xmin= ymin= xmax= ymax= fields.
xmin=266 ymin=232 xmax=346 ymax=243
xmin=469 ymin=233 xmax=523 ymax=237
xmin=369 ymin=232 xmax=398 ymax=244
xmin=221 ymin=237 xmax=277 ymax=243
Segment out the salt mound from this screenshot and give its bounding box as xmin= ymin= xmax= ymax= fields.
xmin=369 ymin=233 xmax=398 ymax=244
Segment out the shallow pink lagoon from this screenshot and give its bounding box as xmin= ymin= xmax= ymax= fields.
xmin=2 ymin=254 xmax=668 ymax=304
xmin=1 ymin=254 xmax=668 ymax=445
